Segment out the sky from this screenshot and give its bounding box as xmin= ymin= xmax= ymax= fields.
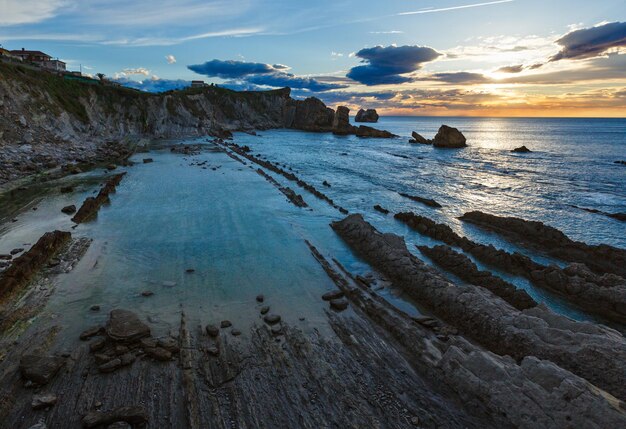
xmin=1 ymin=0 xmax=625 ymax=117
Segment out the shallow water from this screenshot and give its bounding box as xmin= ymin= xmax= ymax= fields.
xmin=1 ymin=117 xmax=625 ymax=336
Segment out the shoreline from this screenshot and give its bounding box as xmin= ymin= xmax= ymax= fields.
xmin=0 ymin=134 xmax=625 ymax=427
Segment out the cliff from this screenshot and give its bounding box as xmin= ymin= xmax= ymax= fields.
xmin=0 ymin=61 xmax=393 ymax=185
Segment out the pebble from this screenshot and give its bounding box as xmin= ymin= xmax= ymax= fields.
xmin=231 ymin=329 xmax=242 ymax=336
xmin=256 ymin=294 xmax=264 ymax=303
xmin=220 ymin=320 xmax=232 ymax=328
xmin=260 ymin=306 xmax=270 ymax=315
xmin=206 ymin=346 xmax=219 ymax=356
xmin=141 ymin=290 xmax=154 ymax=297
xmin=90 ymin=305 xmax=101 ymax=312
xmin=185 ymin=268 xmax=195 ymax=273
xmin=31 ymin=393 xmax=58 ymax=410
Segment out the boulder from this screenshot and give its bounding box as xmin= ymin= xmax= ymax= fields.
xmin=31 ymin=393 xmax=58 ymax=410
xmin=432 ymin=125 xmax=467 ymax=148
xmin=512 ymin=145 xmax=531 ymax=153
xmin=409 ymin=131 xmax=430 ymax=144
xmin=355 ymin=109 xmax=379 ymax=123
xmin=105 ymin=309 xmax=150 ymax=344
xmin=61 ymin=205 xmax=76 ymax=214
xmin=20 ymin=355 xmax=65 ymax=385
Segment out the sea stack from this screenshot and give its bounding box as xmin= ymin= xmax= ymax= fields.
xmin=355 ymin=109 xmax=379 ymax=123
xmin=432 ymin=125 xmax=467 ymax=148
xmin=332 ymin=106 xmax=352 ymax=135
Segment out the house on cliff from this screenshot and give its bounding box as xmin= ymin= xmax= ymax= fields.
xmin=9 ymin=48 xmax=66 ymax=71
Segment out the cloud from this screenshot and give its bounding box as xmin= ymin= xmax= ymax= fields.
xmin=397 ymin=0 xmax=514 ymax=16
xmin=550 ymin=21 xmax=626 ymax=61
xmin=188 ymin=59 xmax=346 ymax=92
xmin=122 ymin=67 xmax=150 ymax=76
xmin=246 ymin=73 xmax=347 ymax=92
xmin=188 ymin=59 xmax=278 ymax=78
xmin=497 ymin=64 xmax=524 ymax=73
xmin=114 ymin=76 xmax=190 ymax=93
xmin=0 ymin=0 xmax=66 ymax=25
xmin=165 ymin=55 xmax=176 ymax=64
xmin=425 ymin=72 xmax=490 ymax=84
xmin=347 ymin=45 xmax=441 ymax=85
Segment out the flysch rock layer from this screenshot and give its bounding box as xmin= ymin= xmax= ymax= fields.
xmin=460 ymin=211 xmax=626 ymax=277
xmin=331 ymin=214 xmax=626 ymax=402
xmin=396 ymin=211 xmax=626 ymax=324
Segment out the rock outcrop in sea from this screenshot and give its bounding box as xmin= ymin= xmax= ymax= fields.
xmin=354 ymin=108 xmax=379 ymax=122
xmin=408 ymin=125 xmax=467 ymax=148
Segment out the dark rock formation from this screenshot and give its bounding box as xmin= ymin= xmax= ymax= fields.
xmin=219 ymin=141 xmax=348 ymax=214
xmin=332 ymin=106 xmax=352 ymax=135
xmin=409 ymin=131 xmax=430 ymax=144
xmin=321 ymin=290 xmax=344 ymax=301
xmin=571 ymin=205 xmax=626 ymax=222
xmin=459 ymin=211 xmax=626 ymax=277
xmin=331 ymin=213 xmax=626 ymax=401
xmin=355 ymin=109 xmax=379 ymax=123
xmin=305 ymin=239 xmax=626 ymax=428
xmin=0 ymin=230 xmax=71 ymax=302
xmin=418 ymin=245 xmax=537 ymax=310
xmin=19 ymin=355 xmax=65 ymax=385
xmin=355 ymin=125 xmax=396 ymax=138
xmin=373 ymin=205 xmax=389 ymax=214
xmin=396 ymin=211 xmax=626 ymax=323
xmin=72 ymin=173 xmax=125 ymax=223
xmin=614 ymin=160 xmax=626 ymax=165
xmin=512 ymin=145 xmax=531 ymax=153
xmin=398 ymin=193 xmax=441 ymax=208
xmin=61 ymin=205 xmax=76 ymax=214
xmin=105 ymin=309 xmax=151 ymax=344
xmin=82 ymin=406 xmax=148 ymax=428
xmin=432 ymin=125 xmax=467 ymax=148
xmin=283 ymin=96 xmax=335 ymax=132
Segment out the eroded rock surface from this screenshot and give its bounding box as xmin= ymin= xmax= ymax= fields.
xmin=460 ymin=210 xmax=626 ymax=277
xmin=72 ymin=173 xmax=126 ymax=224
xmin=331 ymin=214 xmax=626 ymax=401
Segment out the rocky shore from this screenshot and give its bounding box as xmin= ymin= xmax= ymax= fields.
xmin=395 ymin=211 xmax=626 ymax=323
xmin=332 ymin=214 xmax=626 ymax=402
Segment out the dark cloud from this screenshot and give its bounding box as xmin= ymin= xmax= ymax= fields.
xmin=188 ymin=59 xmax=346 ymax=92
xmin=497 ymin=64 xmax=524 ymax=73
xmin=187 ymin=60 xmax=277 ymax=78
xmin=346 ymin=45 xmax=441 ymax=85
xmin=246 ymin=73 xmax=347 ymax=92
xmin=528 ymin=63 xmax=544 ymax=70
xmin=503 ymin=52 xmax=626 ymax=84
xmin=550 ymin=21 xmax=626 ymax=61
xmin=426 ymin=72 xmax=490 ymax=84
xmin=115 ymin=77 xmax=190 ymax=92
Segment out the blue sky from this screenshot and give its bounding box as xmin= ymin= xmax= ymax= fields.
xmin=1 ymin=0 xmax=625 ymax=116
